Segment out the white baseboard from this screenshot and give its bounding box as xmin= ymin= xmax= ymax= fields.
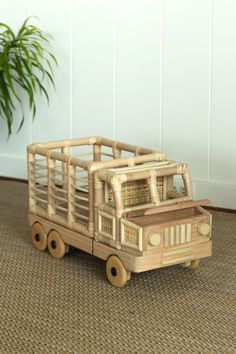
xmin=193 ymin=180 xmax=236 ymax=209
xmin=0 ymin=155 xmax=27 ymax=179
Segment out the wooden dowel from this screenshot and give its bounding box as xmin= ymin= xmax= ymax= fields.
xmin=53 ymin=204 xmax=68 ymax=212
xmin=31 ymin=186 xmax=48 ymax=194
xmin=30 ymin=165 xmax=48 ymax=171
xmin=72 ymin=152 xmax=93 ymax=157
xmin=76 ymin=186 xmax=89 ymax=193
xmin=90 ymin=153 xmax=166 ymax=173
xmin=67 ymin=164 xmax=76 ymax=227
xmin=51 ymin=185 xmax=67 ymax=194
xmin=51 ymin=168 xmax=67 ymax=176
xmin=47 ymin=158 xmax=56 ymax=217
xmin=74 ymin=194 xmax=89 ymax=202
xmin=93 ymin=143 xmax=101 ymax=161
xmin=88 ymin=172 xmax=94 ymax=234
xmin=30 ymin=172 xmax=48 ymax=178
xmin=101 ymin=152 xmax=114 ymax=158
xmin=52 ymin=194 xmax=67 ymax=203
xmin=72 ymin=176 xmax=88 ymax=181
xmin=31 ymin=195 xmax=48 ymax=204
xmin=73 ymin=203 xmax=89 ymax=211
xmin=30 ymin=160 xmax=47 ymax=166
xmin=30 ymin=179 xmax=48 ymax=187
xmin=72 ymin=211 xmax=89 ymax=220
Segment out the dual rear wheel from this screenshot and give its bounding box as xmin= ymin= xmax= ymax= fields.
xmin=31 ymin=222 xmax=69 ymax=259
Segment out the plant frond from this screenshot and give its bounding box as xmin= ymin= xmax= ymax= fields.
xmin=0 ymin=17 xmax=57 ymax=137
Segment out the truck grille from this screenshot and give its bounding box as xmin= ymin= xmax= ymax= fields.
xmin=164 ymin=223 xmax=191 ymax=247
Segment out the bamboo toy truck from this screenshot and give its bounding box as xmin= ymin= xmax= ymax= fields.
xmin=27 ymin=137 xmax=212 ymax=287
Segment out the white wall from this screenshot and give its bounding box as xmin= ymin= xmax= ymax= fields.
xmin=0 ymin=0 xmax=235 ymax=209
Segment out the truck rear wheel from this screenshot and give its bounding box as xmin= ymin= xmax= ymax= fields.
xmin=182 ymin=259 xmax=201 ymax=269
xmin=188 ymin=259 xmax=200 ymax=269
xmin=106 ymin=255 xmax=131 ymax=288
xmin=31 ymin=222 xmax=47 ymax=251
xmin=47 ymin=230 xmax=67 ymax=259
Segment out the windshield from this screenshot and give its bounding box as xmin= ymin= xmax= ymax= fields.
xmin=107 ymin=174 xmax=191 ymax=210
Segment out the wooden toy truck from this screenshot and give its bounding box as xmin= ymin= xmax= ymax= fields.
xmin=27 ymin=137 xmax=212 ymax=287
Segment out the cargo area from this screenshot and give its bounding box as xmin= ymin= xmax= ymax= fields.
xmin=27 ymin=136 xmax=165 ymax=237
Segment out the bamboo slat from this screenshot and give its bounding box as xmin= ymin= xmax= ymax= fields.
xmin=53 ymin=204 xmax=68 ymax=212
xmin=30 ymin=179 xmax=48 ymax=187
xmin=31 ymin=195 xmax=48 ymax=204
xmin=52 ymin=194 xmax=67 ymax=203
xmin=30 ymin=161 xmax=47 ymax=167
xmin=73 ymin=203 xmax=89 ymax=211
xmin=51 ymin=185 xmax=68 ymax=194
xmin=101 ymin=152 xmax=114 ymax=158
xmin=72 ymin=211 xmax=89 ymax=221
xmin=51 ymin=168 xmax=67 ymax=176
xmin=30 ymin=172 xmax=48 ymax=178
xmin=74 ymin=194 xmax=89 ymax=202
xmin=31 ymin=186 xmax=48 ymax=194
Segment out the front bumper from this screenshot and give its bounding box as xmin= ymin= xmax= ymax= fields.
xmin=93 ymin=239 xmax=212 ymax=273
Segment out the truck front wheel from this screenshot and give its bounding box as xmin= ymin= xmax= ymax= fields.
xmin=47 ymin=230 xmax=69 ymax=259
xmin=31 ymin=222 xmax=47 ymax=251
xmin=106 ymin=255 xmax=131 ymax=288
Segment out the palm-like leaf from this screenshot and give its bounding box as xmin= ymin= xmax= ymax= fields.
xmin=0 ymin=17 xmax=57 ymax=137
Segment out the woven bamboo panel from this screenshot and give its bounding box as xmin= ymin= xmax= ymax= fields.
xmin=101 ymin=216 xmax=112 ymax=235
xmin=124 ymin=224 xmax=139 ymax=246
xmin=109 ymin=180 xmax=151 ymax=208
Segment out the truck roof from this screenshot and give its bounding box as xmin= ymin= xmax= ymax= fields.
xmin=27 ymin=136 xmax=167 ymax=172
xmin=98 ymin=160 xmax=184 ymax=182
xmin=104 ymin=160 xmax=178 ymax=174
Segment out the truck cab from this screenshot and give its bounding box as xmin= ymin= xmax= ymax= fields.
xmin=93 ymin=160 xmax=212 ymax=286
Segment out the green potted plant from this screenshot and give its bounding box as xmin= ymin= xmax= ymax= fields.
xmin=0 ymin=17 xmax=57 ymax=137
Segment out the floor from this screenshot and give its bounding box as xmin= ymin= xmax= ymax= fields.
xmin=0 ymin=181 xmax=235 ymax=354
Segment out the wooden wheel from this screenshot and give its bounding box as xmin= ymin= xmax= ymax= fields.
xmin=47 ymin=230 xmax=67 ymax=259
xmin=31 ymin=222 xmax=47 ymax=251
xmin=106 ymin=255 xmax=131 ymax=288
xmin=182 ymin=259 xmax=201 ymax=270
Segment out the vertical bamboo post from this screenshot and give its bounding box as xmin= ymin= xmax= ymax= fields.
xmin=112 ymin=142 xmax=121 ymax=159
xmin=62 ymin=147 xmax=68 ymax=191
xmin=180 ymin=163 xmax=193 ymax=198
xmin=182 ymin=170 xmax=193 ymax=199
xmin=110 ymin=176 xmax=125 ymax=248
xmin=94 ymin=173 xmax=104 ymax=238
xmin=93 ymin=144 xmax=101 ymax=162
xmin=47 ymin=156 xmax=56 ymax=218
xmin=162 ymin=177 xmax=167 ymax=201
xmin=148 ymin=171 xmax=160 ymax=205
xmin=88 ymin=171 xmax=94 ymax=236
xmin=166 ymin=175 xmax=173 ymax=197
xmin=67 ymin=161 xmax=76 ymax=228
xmin=28 ymin=151 xmax=36 ymax=213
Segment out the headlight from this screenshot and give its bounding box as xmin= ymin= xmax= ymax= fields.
xmin=198 ymin=223 xmax=210 ymax=236
xmin=149 ymin=233 xmax=161 ymax=246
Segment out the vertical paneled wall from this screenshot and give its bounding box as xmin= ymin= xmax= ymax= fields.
xmin=0 ymin=0 xmax=235 ymax=208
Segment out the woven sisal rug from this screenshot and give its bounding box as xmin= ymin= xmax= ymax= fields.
xmin=0 ymin=181 xmax=235 ymax=354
